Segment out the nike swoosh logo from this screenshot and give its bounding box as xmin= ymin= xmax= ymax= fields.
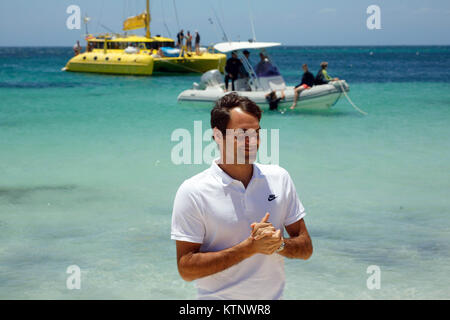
xmin=268 ymin=194 xmax=277 ymax=201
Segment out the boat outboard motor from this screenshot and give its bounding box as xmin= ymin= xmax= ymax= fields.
xmin=200 ymin=69 xmax=224 ymax=88
xmin=193 ymin=69 xmax=224 ymax=90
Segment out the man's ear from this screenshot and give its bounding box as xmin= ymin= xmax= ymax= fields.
xmin=212 ymin=127 xmax=223 ymax=143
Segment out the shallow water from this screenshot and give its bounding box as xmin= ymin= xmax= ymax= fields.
xmin=0 ymin=46 xmax=449 ymax=299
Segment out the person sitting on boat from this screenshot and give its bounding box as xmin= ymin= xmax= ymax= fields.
xmin=87 ymin=42 xmax=93 ymax=52
xmin=125 ymin=43 xmax=139 ymax=54
xmin=224 ymin=51 xmax=242 ymax=91
xmin=266 ymin=90 xmax=286 ymax=111
xmin=156 ymin=47 xmax=165 ymax=57
xmin=290 ymin=64 xmax=315 ymax=109
xmin=315 ymin=61 xmax=339 ymax=85
xmin=73 ymin=41 xmax=82 ymax=56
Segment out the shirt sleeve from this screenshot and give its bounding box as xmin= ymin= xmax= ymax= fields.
xmin=323 ymin=70 xmax=332 ymax=81
xmin=171 ymin=181 xmax=205 ymax=243
xmin=283 ymin=171 xmax=306 ymax=226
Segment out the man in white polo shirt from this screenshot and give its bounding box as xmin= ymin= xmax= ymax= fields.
xmin=171 ymin=93 xmax=313 ymax=300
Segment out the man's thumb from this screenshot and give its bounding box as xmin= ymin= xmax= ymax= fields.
xmin=260 ymin=212 xmax=270 ymax=223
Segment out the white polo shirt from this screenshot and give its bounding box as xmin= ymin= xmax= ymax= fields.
xmin=171 ymin=160 xmax=306 ymax=300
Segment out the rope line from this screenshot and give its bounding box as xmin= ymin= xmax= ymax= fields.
xmin=337 ymin=81 xmax=368 ymax=115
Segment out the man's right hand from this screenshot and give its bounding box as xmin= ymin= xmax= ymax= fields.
xmin=249 ymin=213 xmax=283 ymax=255
xmin=249 ymin=229 xmax=282 ymax=255
xmin=251 ymin=213 xmax=275 ymax=240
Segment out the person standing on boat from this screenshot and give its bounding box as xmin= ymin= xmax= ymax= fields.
xmin=290 ymin=64 xmax=315 ymax=109
xmin=239 ymin=50 xmax=250 ymax=78
xmin=255 ymin=52 xmax=278 ymax=77
xmin=171 ymin=93 xmax=313 ymax=299
xmin=195 ymin=31 xmax=201 ymax=54
xmin=176 ymin=29 xmax=184 ymax=48
xmin=73 ymin=41 xmax=82 ymax=56
xmin=315 ymin=61 xmax=339 ymax=85
xmin=186 ymin=31 xmax=193 ymax=52
xmin=224 ymin=51 xmax=242 ymax=91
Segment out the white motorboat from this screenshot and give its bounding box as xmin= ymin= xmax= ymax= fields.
xmin=178 ymin=41 xmax=350 ymax=110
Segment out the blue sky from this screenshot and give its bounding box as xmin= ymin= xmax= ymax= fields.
xmin=1 ymin=0 xmax=449 ymax=46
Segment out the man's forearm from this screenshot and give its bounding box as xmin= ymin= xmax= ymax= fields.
xmin=178 ymin=237 xmax=255 ymax=281
xmin=278 ymin=234 xmax=313 ymax=259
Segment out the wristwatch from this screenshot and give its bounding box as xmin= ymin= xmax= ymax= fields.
xmin=276 ymin=239 xmax=285 ymax=253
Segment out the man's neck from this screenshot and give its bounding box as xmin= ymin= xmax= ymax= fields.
xmin=218 ymin=161 xmax=254 ymax=189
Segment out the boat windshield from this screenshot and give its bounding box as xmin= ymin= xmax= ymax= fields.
xmin=255 ymin=61 xmax=281 ymax=77
xmin=254 ymin=52 xmax=281 ymax=77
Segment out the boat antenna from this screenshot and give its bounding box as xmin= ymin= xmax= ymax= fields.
xmin=208 ymin=18 xmax=222 ymax=44
xmin=173 ymin=0 xmax=181 ymax=31
xmin=145 ymin=0 xmax=151 ymax=38
xmin=160 ymin=0 xmax=172 ymax=38
xmin=83 ymin=14 xmax=91 ymax=36
xmin=209 ymin=3 xmax=229 ymax=42
xmin=248 ymin=0 xmax=256 ymax=41
xmin=96 ymin=0 xmax=105 ymax=34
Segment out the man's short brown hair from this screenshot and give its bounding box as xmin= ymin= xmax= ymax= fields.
xmin=210 ymin=93 xmax=262 ymax=135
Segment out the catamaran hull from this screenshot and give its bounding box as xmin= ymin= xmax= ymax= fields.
xmin=153 ymin=55 xmax=226 ymax=73
xmin=64 ymin=52 xmax=154 ymax=75
xmin=64 ymin=52 xmax=226 ymax=75
xmin=178 ymin=80 xmax=350 ymax=109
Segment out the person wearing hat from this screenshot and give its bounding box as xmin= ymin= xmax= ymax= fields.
xmin=224 ymin=51 xmax=242 ymax=91
xmin=315 ymin=61 xmax=339 ymax=85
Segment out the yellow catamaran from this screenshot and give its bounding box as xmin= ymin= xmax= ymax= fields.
xmin=64 ymin=0 xmax=226 ymax=76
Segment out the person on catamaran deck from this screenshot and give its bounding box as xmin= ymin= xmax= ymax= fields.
xmin=176 ymin=29 xmax=184 ymax=48
xmin=73 ymin=41 xmax=82 ymax=56
xmin=224 ymin=51 xmax=243 ymax=91
xmin=186 ymin=31 xmax=193 ymax=52
xmin=195 ymin=31 xmax=201 ymax=54
xmin=290 ymin=64 xmax=315 ymax=110
xmin=315 ymin=61 xmax=339 ymax=85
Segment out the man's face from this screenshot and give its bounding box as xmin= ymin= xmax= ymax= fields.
xmin=232 ymin=53 xmax=237 ymax=59
xmin=216 ymin=107 xmax=260 ymax=165
xmin=302 ymin=65 xmax=308 ymax=72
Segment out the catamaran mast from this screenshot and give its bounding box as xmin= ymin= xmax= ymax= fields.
xmin=145 ymin=0 xmax=151 ymax=38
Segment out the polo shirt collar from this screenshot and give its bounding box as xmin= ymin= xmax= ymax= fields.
xmin=210 ymin=158 xmax=265 ymax=186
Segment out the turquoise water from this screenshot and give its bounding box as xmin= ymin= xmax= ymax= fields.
xmin=0 ymin=46 xmax=449 ymax=299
